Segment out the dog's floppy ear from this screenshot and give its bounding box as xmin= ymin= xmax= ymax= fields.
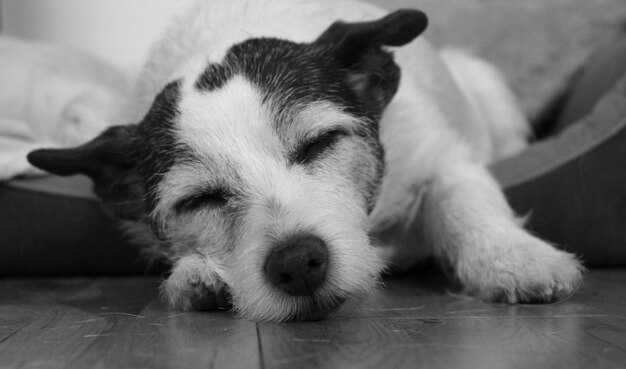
xmin=316 ymin=9 xmax=428 ymax=55
xmin=315 ymin=9 xmax=428 ymax=116
xmin=27 ymin=125 xmax=145 ymax=220
xmin=27 ymin=125 xmax=137 ymax=177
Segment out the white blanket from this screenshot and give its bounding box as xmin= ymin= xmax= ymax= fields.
xmin=0 ymin=37 xmax=129 ymax=180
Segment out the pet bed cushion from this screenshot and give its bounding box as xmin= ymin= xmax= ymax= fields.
xmin=0 ymin=175 xmax=153 ymax=275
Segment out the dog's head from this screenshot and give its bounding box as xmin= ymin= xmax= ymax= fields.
xmin=28 ymin=10 xmax=427 ymax=321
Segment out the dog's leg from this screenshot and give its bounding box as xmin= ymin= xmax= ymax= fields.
xmin=161 ymin=252 xmax=230 ymax=311
xmin=424 ymin=161 xmax=584 ymax=302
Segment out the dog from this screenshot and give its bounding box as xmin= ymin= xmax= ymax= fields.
xmin=27 ymin=0 xmax=584 ymax=322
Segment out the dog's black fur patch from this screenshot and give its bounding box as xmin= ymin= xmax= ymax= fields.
xmin=135 ymin=80 xmax=188 ymax=211
xmin=195 ymin=63 xmax=233 ymax=92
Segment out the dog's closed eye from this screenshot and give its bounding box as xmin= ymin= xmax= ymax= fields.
xmin=175 ymin=189 xmax=231 ymax=213
xmin=293 ymin=129 xmax=349 ymax=165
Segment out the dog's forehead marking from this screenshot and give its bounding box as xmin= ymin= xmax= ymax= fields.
xmin=176 ymin=73 xmax=361 ymax=164
xmin=177 ymin=75 xmax=280 ymax=163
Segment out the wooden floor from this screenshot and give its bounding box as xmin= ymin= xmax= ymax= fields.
xmin=1 ymin=269 xmax=625 ymax=369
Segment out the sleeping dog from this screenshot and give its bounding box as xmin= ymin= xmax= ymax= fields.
xmin=28 ymin=0 xmax=584 ymax=322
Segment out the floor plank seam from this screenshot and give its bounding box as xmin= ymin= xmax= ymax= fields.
xmin=380 ymin=314 xmax=615 ymax=320
xmin=256 ymin=323 xmax=266 ymax=369
xmin=0 ymin=323 xmax=28 ymax=345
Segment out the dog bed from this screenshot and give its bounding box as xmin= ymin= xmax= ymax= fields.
xmin=493 ymin=75 xmax=626 ymax=267
xmin=0 ymin=175 xmax=154 ymax=275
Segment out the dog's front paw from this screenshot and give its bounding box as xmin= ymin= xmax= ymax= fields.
xmin=161 ymin=254 xmax=231 ymax=311
xmin=458 ymin=234 xmax=585 ymax=303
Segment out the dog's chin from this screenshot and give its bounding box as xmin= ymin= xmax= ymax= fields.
xmin=288 ymin=296 xmax=347 ymax=322
xmin=185 ymin=287 xmax=343 ymax=320
xmin=229 ymin=286 xmax=351 ymax=322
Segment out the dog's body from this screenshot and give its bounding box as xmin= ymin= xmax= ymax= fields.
xmin=28 ymin=0 xmax=583 ymax=322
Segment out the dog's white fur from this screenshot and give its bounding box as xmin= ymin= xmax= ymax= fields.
xmin=119 ymin=0 xmax=584 ymax=320
xmin=153 ymin=76 xmax=383 ymax=321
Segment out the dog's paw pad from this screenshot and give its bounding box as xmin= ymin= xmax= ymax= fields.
xmin=162 ymin=253 xmax=231 ymax=312
xmin=187 ymin=283 xmax=232 ymax=311
xmin=165 ymin=280 xmax=232 ymax=312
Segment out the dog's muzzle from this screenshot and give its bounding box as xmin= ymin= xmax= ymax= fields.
xmin=264 ymin=234 xmax=328 ymax=296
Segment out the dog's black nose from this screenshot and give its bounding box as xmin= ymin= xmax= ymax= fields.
xmin=264 ymin=235 xmax=328 ymax=296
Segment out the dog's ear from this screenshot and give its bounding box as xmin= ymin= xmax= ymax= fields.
xmin=315 ymin=9 xmax=428 ymax=116
xmin=27 ymin=125 xmax=137 ymax=177
xmin=27 ymin=125 xmax=145 ymax=220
